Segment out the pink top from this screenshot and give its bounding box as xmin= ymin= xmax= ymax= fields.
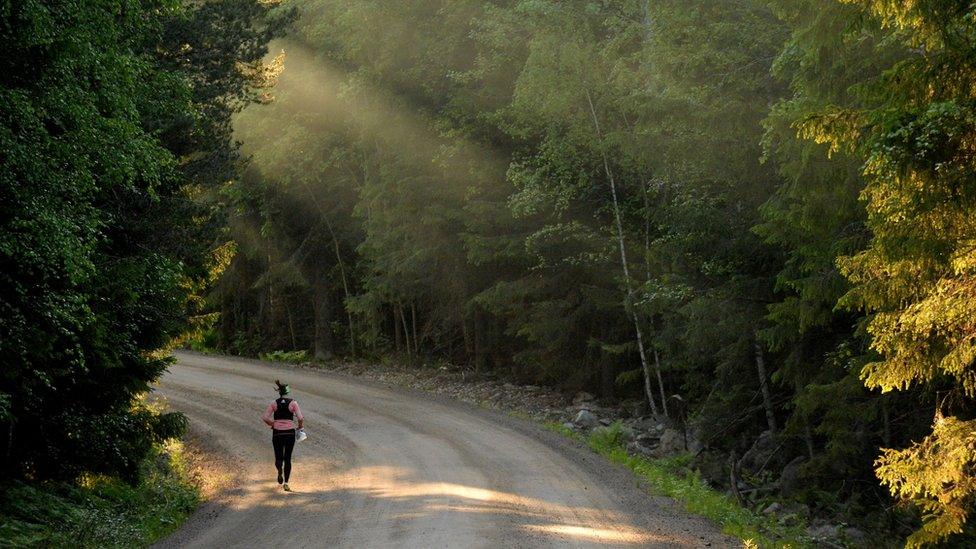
xmin=263 ymin=399 xmax=304 ymax=430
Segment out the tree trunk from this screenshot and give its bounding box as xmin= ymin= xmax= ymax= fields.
xmin=312 ymin=279 xmax=334 ymax=360
xmin=287 ymin=304 xmax=297 ymax=351
xmin=729 ymin=451 xmax=744 ymax=506
xmin=804 ymin=420 xmax=815 ymax=460
xmin=393 ymin=306 xmax=402 ymax=353
xmin=461 ymin=311 xmax=472 ymax=363
xmin=754 ymin=338 xmax=777 ymax=433
xmin=584 ymin=86 xmax=660 ymax=417
xmin=601 ymin=358 xmax=615 ymax=399
xmin=399 ymin=303 xmax=412 ymax=358
xmin=411 ymin=303 xmax=419 ymax=356
xmin=295 ymin=180 xmax=355 ymax=356
xmin=3 ymin=421 xmax=12 ymax=471
xmin=653 ymin=348 xmax=669 ymax=418
xmin=323 ymin=217 xmax=356 ymax=357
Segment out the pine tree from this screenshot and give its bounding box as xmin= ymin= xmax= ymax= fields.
xmin=798 ymin=0 xmax=976 ymax=544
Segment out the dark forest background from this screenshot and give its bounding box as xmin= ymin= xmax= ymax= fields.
xmin=4 ymin=1 xmax=976 ymax=546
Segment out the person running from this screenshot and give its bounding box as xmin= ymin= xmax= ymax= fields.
xmin=262 ymin=379 xmax=304 ymax=491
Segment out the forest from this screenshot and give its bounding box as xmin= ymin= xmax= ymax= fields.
xmin=2 ymin=0 xmax=976 ymax=547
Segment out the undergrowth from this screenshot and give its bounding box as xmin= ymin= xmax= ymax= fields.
xmin=0 ymin=439 xmax=199 ymax=548
xmin=547 ymin=422 xmax=811 ymax=548
xmin=259 ymin=349 xmax=310 ymax=363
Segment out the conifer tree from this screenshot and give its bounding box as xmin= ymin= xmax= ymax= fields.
xmin=797 ymin=0 xmax=976 ymax=544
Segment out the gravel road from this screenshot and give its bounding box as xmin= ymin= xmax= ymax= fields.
xmin=153 ymin=352 xmax=737 ymax=548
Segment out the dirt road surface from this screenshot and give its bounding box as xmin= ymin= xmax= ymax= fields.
xmin=153 ymin=352 xmax=737 ymax=548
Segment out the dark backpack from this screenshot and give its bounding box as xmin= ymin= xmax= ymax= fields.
xmin=273 ymin=397 xmax=294 ymax=421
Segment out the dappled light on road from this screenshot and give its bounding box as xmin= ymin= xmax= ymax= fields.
xmin=239 ymin=462 xmax=659 ymax=546
xmin=154 ymin=353 xmax=735 ymax=548
xmin=521 ymin=524 xmax=664 ymax=545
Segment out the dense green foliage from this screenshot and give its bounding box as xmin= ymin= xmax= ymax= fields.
xmin=0 ymin=440 xmax=198 ymax=548
xmin=219 ymin=0 xmax=976 ymax=543
xmin=0 ymin=0 xmax=289 ymax=482
xmin=816 ymin=2 xmax=976 ymax=545
xmin=4 ymin=0 xmax=975 ymax=544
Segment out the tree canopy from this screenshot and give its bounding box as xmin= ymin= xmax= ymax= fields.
xmin=4 ymin=0 xmax=976 ymax=544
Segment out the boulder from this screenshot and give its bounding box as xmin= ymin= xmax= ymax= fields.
xmin=842 ymin=527 xmax=867 ymax=546
xmin=573 ymin=409 xmax=599 ymax=429
xmin=762 ymin=502 xmax=781 ymax=516
xmin=634 ymin=432 xmax=661 ymax=445
xmin=573 ymin=391 xmax=595 ymax=404
xmin=739 ymin=430 xmax=779 ymax=473
xmin=627 ymin=440 xmax=655 ymax=458
xmin=777 ymin=513 xmax=801 ymax=527
xmin=574 ymin=401 xmax=597 ymax=412
xmin=652 ymin=428 xmax=686 ymax=457
xmin=777 ymin=456 xmax=806 ymax=497
xmin=685 ymin=428 xmax=703 ymax=454
xmin=783 ymin=502 xmax=810 ymax=520
xmin=806 ymin=522 xmax=841 ymax=543
xmin=620 ymin=399 xmax=648 ymax=418
xmin=692 ymin=450 xmax=727 ymax=486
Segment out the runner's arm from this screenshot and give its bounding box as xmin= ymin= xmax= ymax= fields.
xmin=262 ymin=403 xmax=275 ymax=427
xmin=291 ymin=401 xmax=304 ymax=429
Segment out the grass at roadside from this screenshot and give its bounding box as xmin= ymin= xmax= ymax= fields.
xmin=0 ymin=439 xmax=199 ymax=548
xmin=546 ymin=422 xmax=811 ymax=549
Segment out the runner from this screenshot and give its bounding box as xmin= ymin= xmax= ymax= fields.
xmin=261 ymin=379 xmax=304 ymax=491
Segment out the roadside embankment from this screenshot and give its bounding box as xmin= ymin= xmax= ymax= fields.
xmin=266 ymin=354 xmax=821 ymax=548
xmin=0 ymin=439 xmax=200 ymax=548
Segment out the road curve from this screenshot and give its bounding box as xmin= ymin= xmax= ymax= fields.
xmin=153 ymin=352 xmax=736 ymax=548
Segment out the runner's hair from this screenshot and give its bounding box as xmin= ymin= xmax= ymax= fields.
xmin=275 ymin=379 xmax=289 ymax=396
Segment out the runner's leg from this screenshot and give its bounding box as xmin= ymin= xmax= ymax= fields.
xmin=273 ymin=434 xmax=285 ymax=483
xmin=282 ymin=433 xmax=295 ymax=482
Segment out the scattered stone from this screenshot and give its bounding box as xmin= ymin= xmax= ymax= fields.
xmin=634 ymin=432 xmax=660 ymax=444
xmin=783 ymin=502 xmax=810 ymax=519
xmin=692 ymin=450 xmax=726 ymax=487
xmin=653 ymin=428 xmax=686 ymax=458
xmin=573 ymin=409 xmax=599 ymax=429
xmin=739 ymin=430 xmax=780 ymax=473
xmin=806 ymin=523 xmax=841 ymax=542
xmin=778 ymin=456 xmax=806 ymax=497
xmin=573 ymin=391 xmax=595 ymax=404
xmin=684 ymin=427 xmax=703 ymax=454
xmin=842 ymin=527 xmax=867 ymax=546
xmin=628 ymin=401 xmax=648 ymax=418
xmin=778 ymin=513 xmax=800 ymax=526
xmin=307 ymin=356 xmax=863 ymax=544
xmin=626 ymin=440 xmax=654 ymax=458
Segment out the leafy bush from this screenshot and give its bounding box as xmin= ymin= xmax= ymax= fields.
xmin=186 ymin=314 xmax=220 ymax=354
xmin=259 ymin=350 xmax=310 ymax=363
xmin=36 ymin=406 xmax=189 ymax=484
xmin=0 ymin=440 xmax=198 ymax=548
xmin=0 ymin=0 xmax=289 ymax=483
